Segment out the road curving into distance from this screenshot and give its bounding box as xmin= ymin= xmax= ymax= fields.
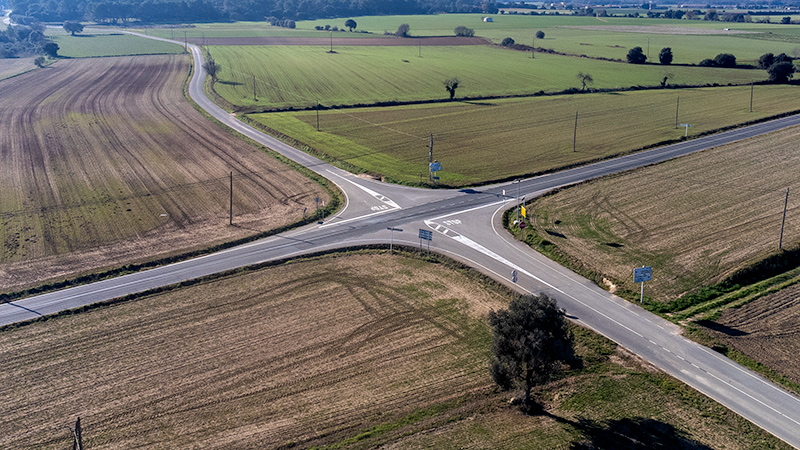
xmin=4 ymin=35 xmax=800 ymax=448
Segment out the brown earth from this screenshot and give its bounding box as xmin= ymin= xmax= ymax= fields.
xmin=0 ymin=254 xmax=503 ymax=449
xmin=0 ymin=253 xmax=780 ymax=449
xmin=0 ymin=54 xmax=329 ymax=291
xmin=189 ymin=35 xmax=490 ymax=46
xmin=703 ymin=283 xmax=800 ymax=384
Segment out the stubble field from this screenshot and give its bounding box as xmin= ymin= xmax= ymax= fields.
xmin=0 ymin=253 xmax=784 ymax=449
xmin=704 ymin=282 xmax=800 ymax=385
xmin=0 ymin=55 xmax=329 ymax=291
xmin=527 ymin=124 xmax=800 ymax=301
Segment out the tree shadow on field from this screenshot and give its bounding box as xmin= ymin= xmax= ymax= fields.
xmin=565 ymin=416 xmax=714 ymax=449
xmin=218 ymin=80 xmax=243 ymax=86
xmin=532 ymin=410 xmax=713 ymax=450
xmin=696 ymin=319 xmax=748 ymax=337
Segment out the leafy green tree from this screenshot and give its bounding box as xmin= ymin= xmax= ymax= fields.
xmin=658 ymin=47 xmax=673 ymax=65
xmin=489 ymin=294 xmax=577 ymax=408
xmin=758 ymin=52 xmax=775 ymax=69
xmin=713 ymin=53 xmax=736 ymax=68
xmin=43 ymin=42 xmax=59 ymax=58
xmin=576 ymin=72 xmax=593 ymax=91
xmin=444 ymin=77 xmax=460 ymax=99
xmin=63 ymin=20 xmax=83 ymax=35
xmin=535 ymin=30 xmax=545 ymax=39
xmin=396 ymin=23 xmax=410 ymax=37
xmin=501 ymin=37 xmax=515 ymax=46
xmin=782 ymin=16 xmax=792 ymax=24
xmin=34 ymin=56 xmax=46 ymax=67
xmin=768 ymin=61 xmax=796 ymax=83
xmin=345 ymin=19 xmax=356 ymax=32
xmin=454 ymin=25 xmax=475 ymax=37
xmin=627 ymin=46 xmax=647 ymax=64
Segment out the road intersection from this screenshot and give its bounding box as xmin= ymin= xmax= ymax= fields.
xmin=4 ymin=39 xmax=800 ymax=447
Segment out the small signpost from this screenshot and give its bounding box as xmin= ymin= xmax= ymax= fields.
xmin=680 ymin=123 xmax=691 ymax=137
xmin=387 ymin=227 xmax=403 ymax=254
xmin=512 ymin=269 xmax=518 ymax=300
xmin=429 ymin=160 xmax=442 ymax=185
xmin=633 ymin=266 xmax=652 ymax=303
xmin=419 ymin=228 xmax=433 ymax=256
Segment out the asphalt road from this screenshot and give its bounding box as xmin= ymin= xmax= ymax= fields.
xmin=4 ymin=38 xmax=800 ymax=447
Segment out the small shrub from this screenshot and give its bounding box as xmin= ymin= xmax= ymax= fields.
xmin=501 ymin=37 xmax=515 ymax=46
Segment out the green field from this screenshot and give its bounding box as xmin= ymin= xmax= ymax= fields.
xmin=129 ymin=21 xmax=388 ymax=39
xmin=48 ymin=30 xmax=184 ymax=58
xmin=300 ymin=14 xmax=800 ymax=64
xmin=212 ymin=44 xmax=768 ymax=111
xmin=250 ymin=85 xmax=800 ymax=185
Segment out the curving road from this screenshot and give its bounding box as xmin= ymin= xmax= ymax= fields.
xmin=4 ymin=37 xmax=800 ymax=447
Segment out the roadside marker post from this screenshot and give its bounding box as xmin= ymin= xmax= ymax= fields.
xmin=512 ymin=269 xmax=518 ymax=300
xmin=633 ymin=266 xmax=652 ymax=303
xmin=680 ymin=123 xmax=691 ymax=137
xmin=387 ymin=227 xmax=403 ymax=254
xmin=418 ymin=229 xmax=432 ymax=257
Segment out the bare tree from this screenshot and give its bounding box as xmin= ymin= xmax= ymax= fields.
xmin=660 ymin=71 xmax=673 ymax=87
xmin=576 ymin=72 xmax=593 ymax=91
xmin=443 ymin=77 xmax=460 ymax=99
xmin=203 ymin=56 xmax=220 ymax=82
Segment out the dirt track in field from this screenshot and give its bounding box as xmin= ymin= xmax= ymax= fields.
xmin=0 ymin=55 xmax=328 ymax=290
xmin=0 ymin=254 xmax=502 ymax=449
xmin=703 ymin=283 xmax=800 ymax=384
xmin=189 ymin=35 xmax=489 ymax=46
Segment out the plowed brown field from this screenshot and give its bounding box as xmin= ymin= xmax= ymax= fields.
xmin=0 ymin=254 xmax=500 ymax=449
xmin=704 ymin=283 xmax=800 ymax=384
xmin=0 ymin=55 xmax=328 ymax=290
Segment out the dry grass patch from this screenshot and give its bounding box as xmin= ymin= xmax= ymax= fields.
xmin=529 ymin=124 xmax=800 ymax=301
xmin=0 ymin=55 xmax=328 ymax=291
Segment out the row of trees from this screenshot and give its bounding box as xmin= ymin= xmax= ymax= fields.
xmin=7 ymin=0 xmax=496 ymax=23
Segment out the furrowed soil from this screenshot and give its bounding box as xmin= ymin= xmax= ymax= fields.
xmin=704 ymin=282 xmax=800 ymax=385
xmin=0 ymin=55 xmax=328 ymax=291
xmin=528 ymin=125 xmax=800 ymax=301
xmin=0 ymin=254 xmax=783 ymax=449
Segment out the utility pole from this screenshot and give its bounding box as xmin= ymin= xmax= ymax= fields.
xmin=750 ymin=83 xmax=754 ymax=113
xmin=183 ymin=31 xmax=187 ymax=51
xmin=428 ymin=133 xmax=433 ymax=182
xmin=675 ymin=96 xmax=680 ymax=129
xmin=531 ymin=36 xmax=535 ymax=58
xmin=69 ymin=417 xmax=83 ymax=450
xmin=253 ymin=74 xmax=257 ymax=101
xmin=573 ymin=111 xmax=578 ymax=152
xmin=229 ymin=172 xmax=233 ymax=225
xmin=780 ymin=187 xmax=789 ymax=250
xmin=329 ymin=31 xmax=333 ymax=53
xmin=418 ymin=42 xmax=421 ymax=57
xmin=316 ymin=101 xmax=320 ymax=131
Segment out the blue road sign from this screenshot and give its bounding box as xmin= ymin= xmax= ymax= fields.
xmin=419 ymin=229 xmax=433 ymax=241
xmin=429 ymin=161 xmax=442 ymax=172
xmin=634 ymin=266 xmax=652 ymax=283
